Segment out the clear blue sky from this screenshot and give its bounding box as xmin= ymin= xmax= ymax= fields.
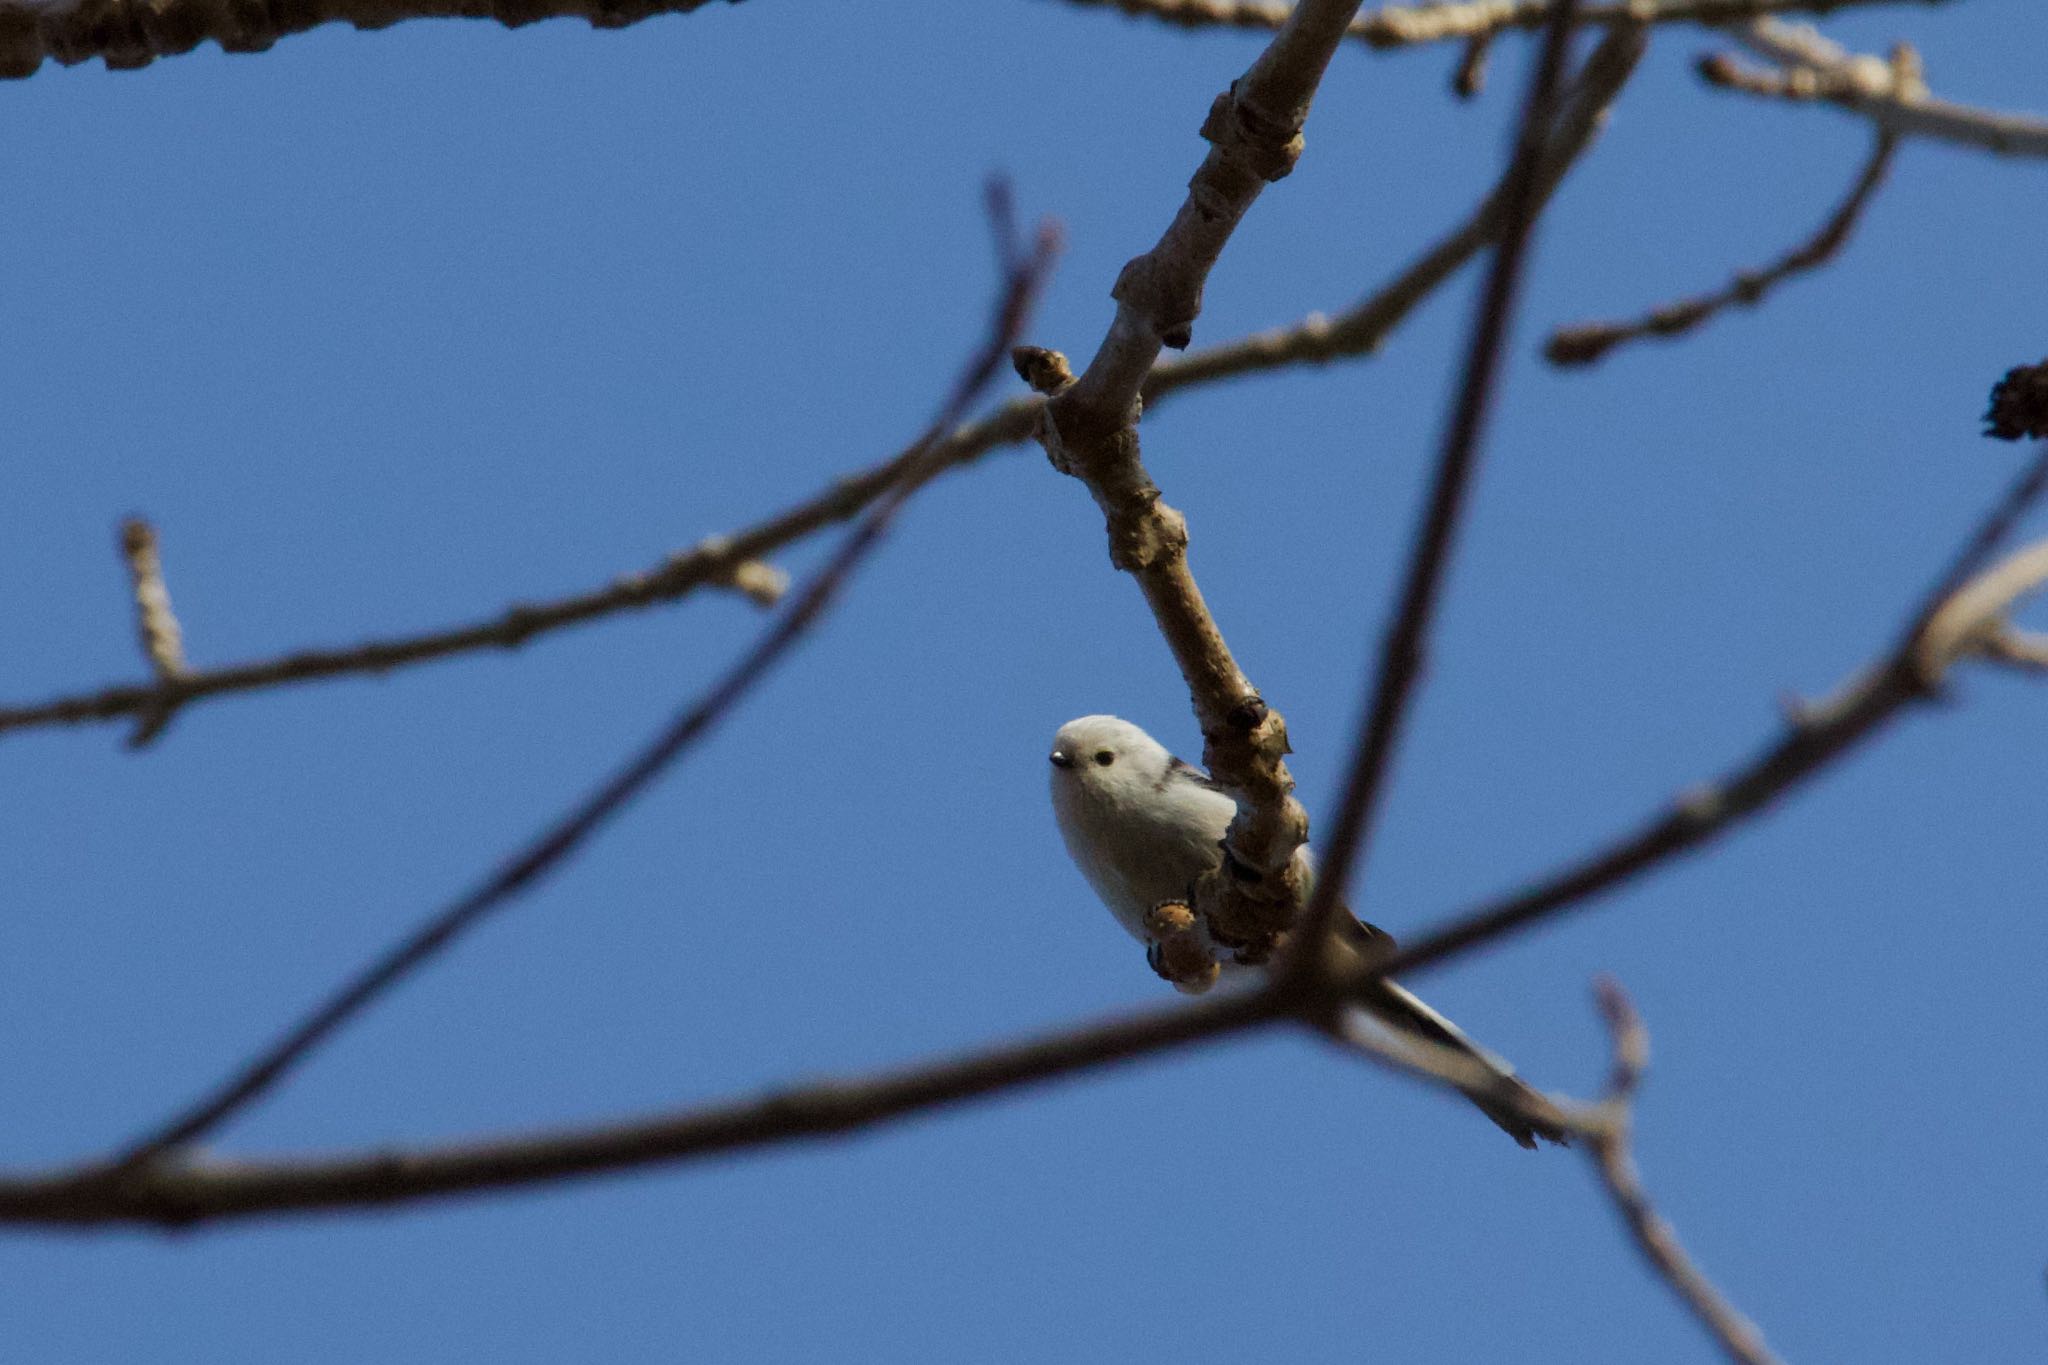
xmin=4 ymin=2 xmax=2044 ymax=1360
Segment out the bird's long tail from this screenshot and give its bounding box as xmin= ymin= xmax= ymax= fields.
xmin=1352 ymin=980 xmax=1568 ymax=1149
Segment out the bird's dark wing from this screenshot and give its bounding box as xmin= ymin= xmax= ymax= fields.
xmin=1161 ymin=754 xmax=1227 ymax=794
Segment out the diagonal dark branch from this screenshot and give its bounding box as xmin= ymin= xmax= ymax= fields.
xmin=0 ymin=987 xmax=1284 ymax=1228
xmin=1367 ymin=439 xmax=2048 ymax=986
xmin=111 ymin=195 xmax=1061 ymax=1167
xmin=1291 ymin=0 xmax=1595 ymax=958
xmin=1547 ymin=130 xmax=1897 ymax=367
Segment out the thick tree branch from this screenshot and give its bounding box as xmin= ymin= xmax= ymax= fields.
xmin=0 ymin=0 xmax=733 ymax=81
xmin=111 ymin=197 xmax=1059 ymax=1166
xmin=1547 ymin=129 xmax=1896 ymax=367
xmin=1022 ymin=0 xmax=1378 ymax=967
xmin=1292 ymin=0 xmax=1593 ymax=957
xmin=1702 ymin=21 xmax=2048 ymax=158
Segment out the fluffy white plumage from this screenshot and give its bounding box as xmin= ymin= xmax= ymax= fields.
xmin=1048 ymin=714 xmax=1563 ymax=1148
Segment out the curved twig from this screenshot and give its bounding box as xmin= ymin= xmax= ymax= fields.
xmin=1547 ymin=130 xmax=1897 ymax=367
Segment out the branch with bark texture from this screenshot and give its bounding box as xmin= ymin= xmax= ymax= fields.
xmin=1701 ymin=20 xmax=2048 ymax=158
xmin=1547 ymin=130 xmax=1896 ymax=366
xmin=0 ymin=0 xmax=732 ymax=80
xmin=1060 ymin=0 xmax=1947 ymax=49
xmin=1022 ymin=0 xmax=1440 ymax=974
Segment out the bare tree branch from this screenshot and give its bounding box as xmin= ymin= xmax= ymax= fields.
xmin=1586 ymin=980 xmax=1787 ymax=1365
xmin=1053 ymin=0 xmax=1950 ymax=49
xmin=0 ymin=0 xmax=733 ymax=81
xmin=1020 ymin=0 xmax=1383 ymax=969
xmin=1546 ymin=129 xmax=1896 ymax=367
xmin=1366 ymin=439 xmax=2048 ymax=986
xmin=109 ymin=195 xmax=1061 ymax=1167
xmin=0 ymin=987 xmax=1285 ymax=1228
xmin=1293 ymin=0 xmax=1597 ymax=958
xmin=1702 ymin=21 xmax=2048 ymax=158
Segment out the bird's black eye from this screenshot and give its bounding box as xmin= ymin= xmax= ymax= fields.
xmin=1093 ymin=750 xmax=1115 ymax=766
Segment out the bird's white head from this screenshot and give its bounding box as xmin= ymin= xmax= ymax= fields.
xmin=1047 ymin=714 xmax=1174 ymax=803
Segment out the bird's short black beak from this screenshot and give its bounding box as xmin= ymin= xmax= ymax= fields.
xmin=1049 ymin=750 xmax=1074 ymax=769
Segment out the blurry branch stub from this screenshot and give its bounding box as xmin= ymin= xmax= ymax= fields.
xmin=116 ymin=518 xmax=189 ymax=747
xmin=0 ymin=34 xmax=1639 ymax=749
xmin=110 ymin=195 xmax=1061 ymax=1169
xmin=1291 ymin=0 xmax=1595 ymax=963
xmin=1702 ymin=20 xmax=2048 ymax=158
xmin=4 ymin=436 xmax=2045 ymax=1224
xmin=1067 ymin=0 xmax=1944 ymax=49
xmin=1019 ymin=0 xmax=1373 ymax=970
xmin=1547 ymin=129 xmax=1895 ymax=367
xmin=1585 ymin=982 xmax=1787 ymax=1365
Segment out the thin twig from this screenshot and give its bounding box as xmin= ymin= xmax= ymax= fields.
xmin=1292 ymin=0 xmax=1592 ymax=958
xmin=1366 ymin=440 xmax=2048 ymax=986
xmin=1547 ymin=130 xmax=1897 ymax=367
xmin=1587 ymin=980 xmax=1787 ymax=1365
xmin=112 ymin=194 xmax=1061 ymax=1166
xmin=1052 ymin=0 xmax=1946 ymax=49
xmin=1702 ymin=21 xmax=2048 ymax=158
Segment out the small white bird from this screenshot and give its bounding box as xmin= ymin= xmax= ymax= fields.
xmin=1049 ymin=714 xmax=1564 ymax=1148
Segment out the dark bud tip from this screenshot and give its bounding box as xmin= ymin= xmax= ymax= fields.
xmin=1011 ymin=345 xmax=1073 ymax=395
xmin=1226 ymin=696 xmax=1268 ymax=730
xmin=1985 ymin=359 xmax=2048 ymax=441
